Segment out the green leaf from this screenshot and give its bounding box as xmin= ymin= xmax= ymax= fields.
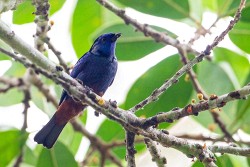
xmin=79 ymin=109 xmax=88 ymax=125
xmin=30 ymin=86 xmax=56 ymax=116
xmin=202 ymin=0 xmax=218 ymax=11
xmin=0 ymin=88 xmax=23 ymax=106
xmin=0 ymin=130 xmax=28 ymax=167
xmin=71 ymin=0 xmax=119 ymax=57
xmin=13 ymin=0 xmax=66 ymax=24
xmin=49 ymin=0 xmax=66 ymax=15
xmin=0 ymin=39 xmax=11 ymax=60
xmin=202 ymin=0 xmax=250 ymax=17
xmin=71 ymin=0 xmax=102 ymax=57
xmin=94 ymin=23 xmax=165 ymax=60
xmin=59 ymin=124 xmax=82 ymax=155
xmin=189 ymin=0 xmax=203 ymax=22
xmin=228 ymin=155 xmax=249 ymax=167
xmin=229 ymin=21 xmax=250 ymax=54
xmin=241 ymin=5 xmax=250 ymax=23
xmin=117 ymin=0 xmax=190 ymax=20
xmin=194 ymin=60 xmax=236 ymax=132
xmin=124 ymin=54 xmax=193 ymax=120
xmin=95 ymin=119 xmax=145 ymax=162
xmin=231 ymin=72 xmax=250 ymax=133
xmin=13 ymin=0 xmax=35 ymax=25
xmin=96 ymin=119 xmax=125 ymax=159
xmin=191 ymin=160 xmax=204 ymax=167
xmin=4 ymin=61 xmax=26 ymax=77
xmin=216 ymin=155 xmax=234 ymax=167
xmin=227 ymin=1 xmax=250 ymax=21
xmin=96 ymin=119 xmax=124 ymax=142
xmin=36 ymin=141 xmax=78 ymax=167
xmin=214 ymin=47 xmax=250 ymax=86
xmin=202 ymin=0 xmax=235 ymax=16
xmin=22 ymin=145 xmax=38 ymax=166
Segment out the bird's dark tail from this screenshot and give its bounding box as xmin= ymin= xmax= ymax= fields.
xmin=34 ymin=114 xmax=66 ymax=149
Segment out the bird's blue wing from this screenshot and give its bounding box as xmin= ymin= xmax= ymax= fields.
xmin=58 ymin=53 xmax=90 ymax=106
xmin=70 ymin=52 xmax=90 ymax=78
xmin=58 ymin=90 xmax=67 ymax=105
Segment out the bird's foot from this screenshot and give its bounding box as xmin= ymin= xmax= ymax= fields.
xmin=72 ymin=96 xmax=81 ymax=103
xmin=75 ymin=78 xmax=84 ymax=85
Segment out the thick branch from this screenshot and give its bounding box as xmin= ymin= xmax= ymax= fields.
xmin=125 ymin=131 xmax=136 ymax=167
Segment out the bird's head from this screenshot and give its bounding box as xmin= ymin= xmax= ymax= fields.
xmin=90 ymin=33 xmax=121 ymax=57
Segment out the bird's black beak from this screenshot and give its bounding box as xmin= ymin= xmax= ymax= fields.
xmin=112 ymin=33 xmax=121 ymax=41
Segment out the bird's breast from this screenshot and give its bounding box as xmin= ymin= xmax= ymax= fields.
xmin=78 ymin=56 xmax=117 ymax=95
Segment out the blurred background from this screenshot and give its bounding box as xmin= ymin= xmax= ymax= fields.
xmin=0 ymin=0 xmax=250 ymax=166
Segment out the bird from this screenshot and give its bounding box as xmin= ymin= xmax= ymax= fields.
xmin=34 ymin=32 xmax=121 ymax=148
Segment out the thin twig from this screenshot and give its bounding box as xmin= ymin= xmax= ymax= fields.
xmin=13 ymin=82 xmax=31 ymax=167
xmin=178 ymin=49 xmax=234 ymax=142
xmin=0 ymin=1 xmax=248 ymax=163
xmin=81 ymin=147 xmax=96 ymax=167
xmin=21 ymin=88 xmax=30 ymax=131
xmin=188 ymin=17 xmax=220 ymax=45
xmin=1 ymin=42 xmax=250 ymax=162
xmin=71 ymin=120 xmax=123 ymax=167
xmin=106 ymin=138 xmax=144 ymax=148
xmin=127 ymin=0 xmax=245 ymax=113
xmin=13 ymin=149 xmax=24 ymax=167
xmin=96 ymin=0 xmax=199 ymax=55
xmin=144 ymin=138 xmax=167 ymax=167
xmin=29 ymin=70 xmax=58 ymax=107
xmin=44 ymin=39 xmax=70 ymax=74
xmin=0 ymin=76 xmax=23 ymax=93
xmin=176 ymin=134 xmax=250 ymax=146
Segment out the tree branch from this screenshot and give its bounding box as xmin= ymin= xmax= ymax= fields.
xmin=0 ymin=76 xmax=23 ymax=93
xmin=3 ymin=45 xmax=249 ymax=166
xmin=0 ymin=0 xmax=24 ymax=13
xmin=142 ymin=84 xmax=250 ymax=127
xmin=71 ymin=120 xmax=123 ymax=167
xmin=144 ymin=138 xmax=167 ymax=167
xmin=96 ymin=0 xmax=199 ymax=55
xmin=129 ymin=0 xmax=245 ymax=112
xmin=0 ymin=1 xmax=248 ymax=165
xmin=178 ymin=48 xmax=234 ymax=142
xmin=43 ymin=38 xmax=70 ymax=74
xmin=125 ymin=131 xmax=136 ymax=167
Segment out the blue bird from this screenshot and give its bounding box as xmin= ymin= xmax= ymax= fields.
xmin=34 ymin=33 xmax=121 ymax=148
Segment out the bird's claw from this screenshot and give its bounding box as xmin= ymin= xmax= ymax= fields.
xmin=75 ymin=78 xmax=84 ymax=85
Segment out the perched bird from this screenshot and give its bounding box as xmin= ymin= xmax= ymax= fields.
xmin=34 ymin=33 xmax=121 ymax=148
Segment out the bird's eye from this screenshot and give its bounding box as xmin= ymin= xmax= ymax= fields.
xmin=101 ymin=38 xmax=106 ymax=42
